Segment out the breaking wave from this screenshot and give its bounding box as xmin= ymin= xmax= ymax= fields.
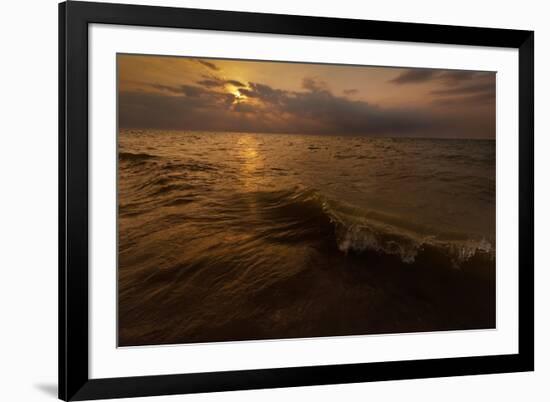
xmin=247 ymin=187 xmax=494 ymax=267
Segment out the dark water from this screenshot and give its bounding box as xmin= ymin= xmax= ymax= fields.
xmin=118 ymin=129 xmax=496 ymax=346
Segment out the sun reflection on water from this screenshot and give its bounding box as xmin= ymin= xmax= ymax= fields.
xmin=237 ymin=134 xmax=264 ymax=191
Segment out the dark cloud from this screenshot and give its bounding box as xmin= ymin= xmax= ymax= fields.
xmin=119 ymin=90 xmax=280 ymax=133
xmin=197 ymin=60 xmax=220 ymax=71
xmin=431 ymin=81 xmax=495 ymax=97
xmin=277 ymin=86 xmax=438 ymax=135
xmin=390 ymin=68 xmax=495 ymax=114
xmin=239 ymin=83 xmax=288 ymax=104
xmin=437 ymin=75 xmax=495 ymax=111
xmin=439 ymin=70 xmax=478 ymax=85
xmin=196 ymin=79 xmax=221 ymax=88
xmin=232 ymin=102 xmax=257 ymax=113
xmin=226 ymin=79 xmax=246 ymax=88
xmin=302 ymin=77 xmax=328 ymax=92
xmin=120 ymin=67 xmax=495 ymax=139
xmin=179 ymin=85 xmax=210 ymax=98
xmin=197 ymin=77 xmax=246 ymax=89
xmin=389 ymin=69 xmax=438 ymax=84
xmin=390 ymin=69 xmax=493 ymax=88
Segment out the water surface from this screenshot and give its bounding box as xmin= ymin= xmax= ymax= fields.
xmin=118 ymin=130 xmax=496 ymax=346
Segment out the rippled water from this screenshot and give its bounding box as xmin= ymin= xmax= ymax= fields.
xmin=118 ymin=129 xmax=496 ymax=346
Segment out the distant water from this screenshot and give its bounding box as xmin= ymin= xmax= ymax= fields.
xmin=118 ymin=129 xmax=496 ymax=346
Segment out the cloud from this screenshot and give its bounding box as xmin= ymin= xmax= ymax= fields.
xmin=431 ymin=81 xmax=495 ymax=98
xmin=390 ymin=69 xmax=482 ymax=85
xmin=196 ymin=79 xmax=221 ymax=88
xmin=439 ymin=70 xmax=478 ymax=85
xmin=389 ymin=69 xmax=438 ymax=84
xmin=277 ymin=86 xmax=439 ymax=135
xmin=435 ymin=75 xmax=495 ymax=110
xmin=197 ymin=60 xmax=220 ymax=71
xmin=197 ymin=77 xmax=247 ymax=89
xmin=119 ymin=90 xmax=285 ymax=133
xmin=239 ymin=83 xmax=288 ymax=104
xmin=390 ymin=68 xmax=495 ymax=113
xmin=120 ymin=71 xmax=494 ymax=138
xmin=302 ymin=77 xmax=328 ymax=92
xmin=343 ymin=89 xmax=359 ymax=95
xmin=123 ymin=80 xmax=450 ymax=136
xmin=232 ymin=102 xmax=257 ymax=113
xmin=226 ymin=79 xmax=246 ymax=88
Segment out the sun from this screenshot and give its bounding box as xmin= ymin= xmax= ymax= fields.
xmin=232 ymin=89 xmax=245 ymax=100
xmin=227 ymin=85 xmax=247 ymax=104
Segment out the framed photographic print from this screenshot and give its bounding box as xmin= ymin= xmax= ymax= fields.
xmin=59 ymin=1 xmax=534 ymax=400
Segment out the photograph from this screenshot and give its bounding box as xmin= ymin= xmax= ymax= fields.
xmin=117 ymin=54 xmax=497 ymax=347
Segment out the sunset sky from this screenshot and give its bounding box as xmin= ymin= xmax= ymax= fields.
xmin=118 ymin=54 xmax=496 ymax=139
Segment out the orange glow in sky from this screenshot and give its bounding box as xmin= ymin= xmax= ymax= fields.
xmin=118 ymin=54 xmax=495 ymax=139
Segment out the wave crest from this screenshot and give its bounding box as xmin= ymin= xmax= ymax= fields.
xmin=287 ymin=188 xmax=494 ymax=266
xmin=334 ymin=222 xmax=420 ymax=263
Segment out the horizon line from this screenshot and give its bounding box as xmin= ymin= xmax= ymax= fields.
xmin=118 ymin=127 xmax=496 ymax=141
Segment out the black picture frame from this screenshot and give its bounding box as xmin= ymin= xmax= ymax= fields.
xmin=59 ymin=1 xmax=534 ymax=400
